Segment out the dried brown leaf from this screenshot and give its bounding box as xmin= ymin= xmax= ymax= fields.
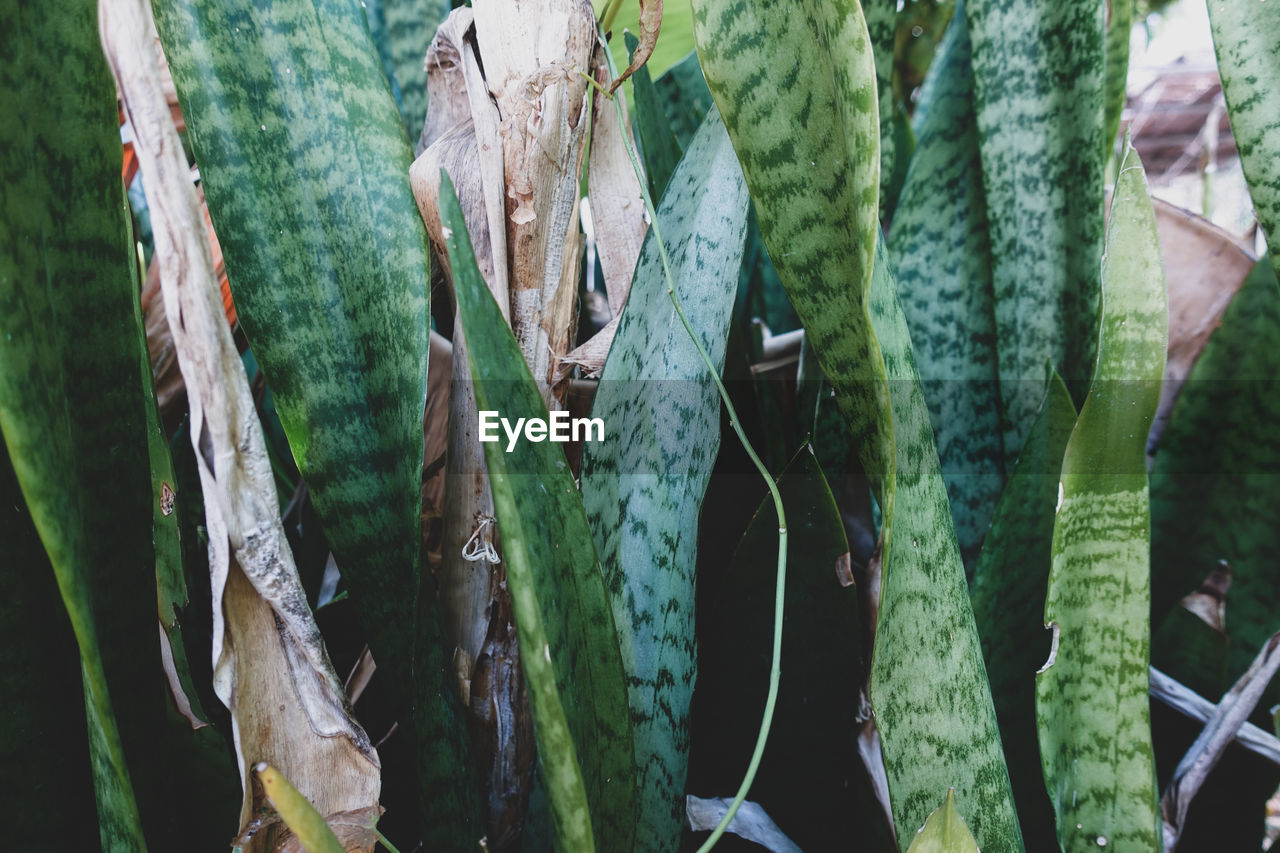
xmin=607 ymin=0 xmax=664 ymax=94
xmin=100 ymin=2 xmax=379 ymax=847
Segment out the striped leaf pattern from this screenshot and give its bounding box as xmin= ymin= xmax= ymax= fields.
xmin=964 ymin=0 xmax=1105 ymax=451
xmin=382 ymin=0 xmax=451 ymax=140
xmin=580 ymin=106 xmax=750 ymax=852
xmin=868 ymin=236 xmax=1024 ymax=852
xmin=0 ymin=0 xmax=159 ymax=846
xmin=1103 ymin=0 xmax=1132 ymax=163
xmin=865 ymin=0 xmax=899 ymax=220
xmin=1209 ymin=1 xmax=1280 ymax=260
xmin=691 ymin=0 xmax=896 ymax=512
xmin=969 ymin=369 xmax=1076 ymax=850
xmin=443 ymin=176 xmax=638 ymax=852
xmin=1151 ymin=256 xmax=1280 ymax=720
xmin=150 ymin=0 xmax=478 ymax=838
xmin=888 ymin=2 xmax=1003 ymax=566
xmin=1036 ymin=140 xmax=1165 ymax=853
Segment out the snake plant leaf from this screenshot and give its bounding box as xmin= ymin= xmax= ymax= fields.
xmin=963 ymin=0 xmax=1105 ymax=447
xmin=1152 ymin=255 xmax=1280 ymax=694
xmin=1149 ymin=256 xmax=1280 ymax=846
xmin=868 ymin=237 xmax=1023 ymax=852
xmin=1103 ymin=0 xmax=1132 ymax=164
xmin=1036 ymin=139 xmax=1166 ymax=853
xmin=580 ymin=105 xmax=750 ymax=852
xmin=442 ymin=174 xmax=637 ymax=852
xmin=904 ymin=789 xmax=981 ymax=853
xmin=0 ymin=450 xmax=99 ymax=848
xmin=1209 ymin=1 xmax=1280 ymax=261
xmin=627 ymin=31 xmax=682 ymax=202
xmin=969 ymin=369 xmax=1076 ymax=851
xmin=382 ymin=0 xmax=451 ymax=141
xmin=692 ymin=0 xmax=896 ymax=516
xmin=150 ymin=2 xmax=473 ymax=836
xmin=865 ymin=0 xmax=898 ymax=221
xmin=654 ymin=50 xmax=713 ymax=149
xmin=888 ymin=2 xmax=1003 ymax=567
xmin=0 ymin=1 xmax=172 ymax=847
xmin=690 ymin=446 xmax=897 ymax=852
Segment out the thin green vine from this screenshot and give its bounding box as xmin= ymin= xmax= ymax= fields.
xmin=583 ymin=40 xmax=789 ymax=852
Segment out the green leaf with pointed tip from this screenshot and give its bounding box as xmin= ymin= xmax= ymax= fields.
xmin=964 ymin=0 xmax=1105 ymax=444
xmin=1035 ymin=139 xmax=1165 ymax=853
xmin=692 ymin=0 xmax=896 ymax=516
xmin=868 ymin=236 xmax=1023 ymax=852
xmin=1103 ymin=0 xmax=1132 ymax=164
xmin=888 ymin=2 xmax=1003 ymax=567
xmin=905 ymin=790 xmax=981 ymax=853
xmin=150 ymin=0 xmax=475 ymax=837
xmin=441 ymin=174 xmax=637 ymax=852
xmin=970 ymin=369 xmax=1076 ymax=851
xmin=627 ymin=31 xmax=682 ymax=203
xmin=654 ymin=50 xmax=713 ymax=149
xmin=580 ymin=105 xmax=750 ymax=852
xmin=0 ymin=2 xmax=166 ymax=847
xmin=1209 ymin=1 xmax=1280 ymax=260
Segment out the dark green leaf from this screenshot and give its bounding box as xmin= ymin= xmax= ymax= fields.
xmin=626 ymin=31 xmax=682 ymax=203
xmin=442 ymin=174 xmax=637 ymax=851
xmin=382 ymin=0 xmax=451 ymax=140
xmin=1036 ymin=139 xmax=1165 ymax=852
xmin=0 ymin=1 xmax=164 ymax=846
xmin=580 ymin=105 xmax=750 ymax=851
xmin=653 ymin=49 xmax=713 ymax=150
xmin=1103 ymin=0 xmax=1132 ymax=163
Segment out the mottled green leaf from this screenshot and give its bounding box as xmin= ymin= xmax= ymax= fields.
xmin=1149 ymin=255 xmax=1280 ymax=845
xmin=904 ymin=789 xmax=981 ymax=853
xmin=580 ymin=106 xmax=750 ymax=852
xmin=868 ymin=236 xmax=1023 ymax=852
xmin=970 ymin=369 xmax=1076 ymax=851
xmin=151 ymin=0 xmax=475 ymax=837
xmin=692 ymin=0 xmax=896 ymax=517
xmin=888 ymin=2 xmax=1003 ymax=567
xmin=442 ymin=175 xmax=637 ymax=852
xmin=0 ymin=1 xmax=162 ymax=847
xmin=627 ymin=31 xmax=682 ymax=202
xmin=382 ymin=0 xmax=451 ymax=140
xmin=1151 ymin=255 xmax=1280 ymax=687
xmin=865 ymin=0 xmax=899 ymax=220
xmin=1036 ymin=139 xmax=1165 ymax=853
xmin=964 ymin=0 xmax=1105 ymax=445
xmin=690 ymin=447 xmax=895 ymax=852
xmin=653 ymin=50 xmax=713 ymax=149
xmin=1209 ymin=0 xmax=1280 ymax=260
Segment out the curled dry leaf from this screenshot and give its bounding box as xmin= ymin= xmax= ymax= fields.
xmin=100 ymin=1 xmax=380 ymax=849
xmin=588 ymin=38 xmax=647 ymax=317
xmin=608 ymin=0 xmax=664 ymax=94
